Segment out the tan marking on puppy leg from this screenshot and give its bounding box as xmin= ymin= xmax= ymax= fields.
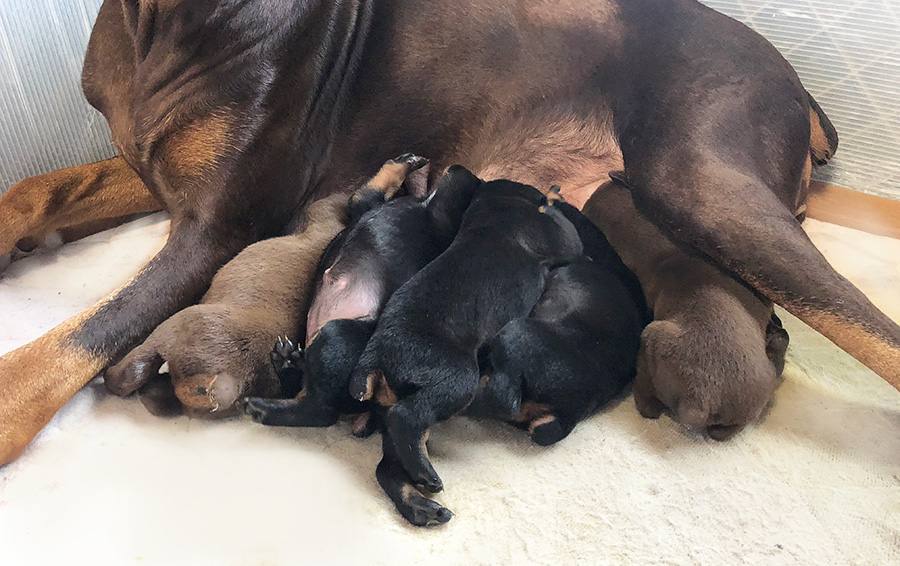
xmin=401 ymin=483 xmax=423 ymax=503
xmin=545 ymin=185 xmax=563 ymax=205
xmin=512 ymin=401 xmax=552 ymax=424
xmin=357 ymin=370 xmax=379 ymax=402
xmin=421 ymin=430 xmax=431 ymax=459
xmin=374 ymin=372 xmax=398 ymax=407
xmin=528 ymin=414 xmax=557 ymax=434
xmin=366 ymin=162 xmax=413 ymax=199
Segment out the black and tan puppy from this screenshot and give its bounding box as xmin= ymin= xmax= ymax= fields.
xmin=349 ymin=169 xmax=582 ymax=524
xmin=584 ymin=177 xmax=789 ymax=440
xmin=242 ymin=161 xmax=479 ymax=431
xmin=469 ymin=202 xmax=649 ymax=446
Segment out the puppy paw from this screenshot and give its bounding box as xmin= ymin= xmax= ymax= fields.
xmin=412 ymin=470 xmax=444 ymax=494
xmin=270 ymin=336 xmax=303 ymax=372
xmin=390 ymin=153 xmax=429 ymax=171
xmin=270 ymin=336 xmax=304 ymax=397
xmin=529 ymin=415 xmax=567 ymax=446
xmin=399 ymin=489 xmax=454 ymax=527
xmin=241 ymin=396 xmax=272 ymax=424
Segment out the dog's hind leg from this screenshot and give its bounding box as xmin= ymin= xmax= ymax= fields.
xmin=626 ymin=155 xmax=900 ymax=389
xmin=383 ymin=356 xmax=480 ymax=494
xmin=375 ymin=431 xmax=453 ymax=527
xmin=0 ymin=156 xmax=161 ymax=268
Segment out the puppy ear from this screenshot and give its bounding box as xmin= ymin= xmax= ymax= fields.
xmin=426 ymin=165 xmax=483 ymax=241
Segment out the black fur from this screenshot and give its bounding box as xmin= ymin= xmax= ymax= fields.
xmin=350 ymin=172 xmax=584 ymax=499
xmin=243 ymin=165 xmax=481 ymax=429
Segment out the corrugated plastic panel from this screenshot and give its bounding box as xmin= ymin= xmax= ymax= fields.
xmin=702 ymin=0 xmax=900 ymax=199
xmin=0 ymin=0 xmax=115 ymax=193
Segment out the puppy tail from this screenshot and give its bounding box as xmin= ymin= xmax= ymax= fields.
xmin=806 ymin=91 xmax=839 ymax=165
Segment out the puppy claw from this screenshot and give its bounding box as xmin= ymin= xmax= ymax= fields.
xmin=390 ymin=153 xmax=429 ymax=171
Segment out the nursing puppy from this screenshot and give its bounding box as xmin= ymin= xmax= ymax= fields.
xmin=350 ymin=169 xmax=582 ymax=525
xmin=105 ymin=156 xmax=424 ymax=416
xmin=470 ymin=202 xmax=649 ymax=445
xmin=243 ymin=161 xmax=478 ymax=430
xmin=583 ymin=177 xmax=789 ymax=440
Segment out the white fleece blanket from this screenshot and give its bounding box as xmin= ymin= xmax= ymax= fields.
xmin=0 ymin=214 xmax=898 ymax=566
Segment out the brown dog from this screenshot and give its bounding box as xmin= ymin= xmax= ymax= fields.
xmin=2 ymin=0 xmax=899 ymax=466
xmin=584 ymin=179 xmax=788 ymax=439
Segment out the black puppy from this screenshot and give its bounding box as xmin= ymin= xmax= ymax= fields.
xmin=468 ymin=202 xmax=649 ymax=445
xmin=349 ymin=169 xmax=583 ymax=525
xmin=242 ymin=158 xmax=476 ymax=431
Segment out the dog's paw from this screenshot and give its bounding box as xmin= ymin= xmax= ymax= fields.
xmin=270 ymin=336 xmax=303 ymax=372
xmin=241 ymin=396 xmax=271 ymax=424
xmin=399 ymin=491 xmax=454 ymax=527
xmin=529 ymin=415 xmax=567 ymax=446
xmin=411 ymin=467 xmax=444 ymax=495
xmin=390 ymin=153 xmax=429 ymax=171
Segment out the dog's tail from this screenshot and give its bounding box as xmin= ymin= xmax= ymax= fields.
xmin=807 ymin=91 xmax=839 ymax=165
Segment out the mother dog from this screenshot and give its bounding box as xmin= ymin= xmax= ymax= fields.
xmin=1 ymin=0 xmax=898 ymax=465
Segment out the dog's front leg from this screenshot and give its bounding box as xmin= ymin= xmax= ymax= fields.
xmin=0 ymin=156 xmax=161 ymax=270
xmin=0 ymin=212 xmax=251 ymax=465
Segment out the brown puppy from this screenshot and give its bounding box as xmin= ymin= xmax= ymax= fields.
xmin=103 ymin=156 xmax=425 ymax=417
xmin=2 ymin=0 xmax=899 ymax=465
xmin=103 ymin=192 xmax=348 ymax=417
xmin=584 ymin=179 xmax=787 ymax=439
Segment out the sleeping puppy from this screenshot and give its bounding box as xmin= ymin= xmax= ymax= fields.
xmin=469 ymin=201 xmax=649 ymax=446
xmin=583 ymin=176 xmax=789 ymax=440
xmin=349 ymin=168 xmax=583 ymax=525
xmin=242 ymin=157 xmax=476 ymax=431
xmin=107 ymin=155 xmax=428 ymax=417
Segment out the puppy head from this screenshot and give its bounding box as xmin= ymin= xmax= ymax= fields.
xmin=637 ymin=307 xmax=779 ymax=440
xmin=426 ymin=165 xmax=484 ymax=241
xmin=477 ymin=180 xmax=584 ymax=262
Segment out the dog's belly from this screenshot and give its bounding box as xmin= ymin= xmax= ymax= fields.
xmin=462 ymin=105 xmax=624 ymax=209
